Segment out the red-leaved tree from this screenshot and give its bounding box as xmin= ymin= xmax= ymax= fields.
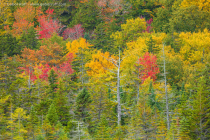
xmin=137 ymin=52 xmax=159 ymax=83
xmin=19 ymin=45 xmax=74 ymax=83
xmin=36 ymin=8 xmax=63 ymax=39
xmin=62 ymin=24 xmax=84 ymax=40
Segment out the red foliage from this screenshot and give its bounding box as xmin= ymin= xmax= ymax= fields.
xmin=97 ymin=0 xmax=122 ymax=22
xmin=37 ymin=8 xmax=62 ymax=39
xmin=38 ymin=64 xmax=51 ymax=80
xmin=46 ymin=8 xmax=54 ymax=15
xmin=146 ymin=18 xmax=153 ymax=25
xmin=59 ymin=53 xmax=74 ymax=74
xmin=137 ymin=52 xmax=159 ymax=83
xmin=19 ymin=47 xmax=74 ymax=83
xmin=146 ymin=18 xmax=153 ymax=33
xmin=62 ymin=24 xmax=84 ymax=40
xmin=140 ymin=17 xmax=153 ymax=33
xmin=19 ymin=67 xmax=37 ymax=82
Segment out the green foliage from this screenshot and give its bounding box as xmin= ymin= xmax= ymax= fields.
xmin=70 ymin=0 xmax=100 ymax=31
xmin=148 ymin=82 xmax=161 ymax=110
xmin=36 ymin=135 xmax=45 ymax=140
xmin=48 ymin=69 xmax=58 ymax=99
xmin=0 ymin=34 xmax=19 ymax=59
xmin=18 ymin=27 xmax=39 ymax=50
xmin=54 ymin=80 xmax=70 ymax=126
xmin=169 ymin=5 xmax=210 ymax=32
xmin=29 ymin=105 xmax=38 ymax=126
xmin=90 ymin=22 xmax=114 ymax=52
xmin=147 ymin=36 xmax=160 ymax=54
xmin=126 ymin=0 xmax=162 ymax=19
xmin=0 ymin=1 xmax=210 ymax=139
xmin=46 ymin=103 xmax=59 ymax=126
xmin=95 ymin=116 xmax=111 ymax=139
xmin=75 ymin=88 xmax=91 ymax=122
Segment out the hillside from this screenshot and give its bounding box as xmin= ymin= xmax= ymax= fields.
xmin=0 ymin=0 xmax=210 ymax=139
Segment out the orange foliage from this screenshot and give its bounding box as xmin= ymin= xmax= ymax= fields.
xmin=97 ymin=0 xmax=122 ymax=22
xmin=12 ymin=3 xmax=35 ymax=37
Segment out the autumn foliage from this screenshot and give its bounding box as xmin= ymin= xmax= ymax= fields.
xmin=137 ymin=52 xmax=160 ymax=83
xmin=62 ymin=24 xmax=84 ymax=40
xmin=12 ymin=3 xmax=35 ymax=36
xmin=36 ymin=8 xmax=62 ymax=39
xmin=19 ymin=44 xmax=74 ymax=82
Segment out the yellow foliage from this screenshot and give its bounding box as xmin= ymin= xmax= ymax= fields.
xmin=12 ymin=108 xmax=28 ymax=120
xmin=181 ymin=0 xmax=210 ymax=12
xmin=111 ymin=17 xmax=147 ymax=49
xmin=85 ymin=51 xmax=118 ymax=76
xmin=0 ymin=0 xmax=14 ymax=35
xmin=166 ymin=29 xmax=210 ymax=88
xmin=120 ymin=17 xmax=146 ymax=35
xmin=66 ymin=38 xmax=92 ymax=57
xmin=121 ymin=33 xmax=166 ymax=85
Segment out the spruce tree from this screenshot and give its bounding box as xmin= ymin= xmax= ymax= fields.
xmin=18 ymin=27 xmax=38 ymax=50
xmin=147 ymin=36 xmax=160 ymax=54
xmin=54 ymin=80 xmax=70 ymax=126
xmin=29 ymin=105 xmax=38 ymax=139
xmin=75 ymin=88 xmax=91 ymax=122
xmin=48 ymin=69 xmax=58 ymax=99
xmin=46 ymin=103 xmax=59 ymax=126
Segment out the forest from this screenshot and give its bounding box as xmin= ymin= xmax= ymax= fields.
xmin=0 ymin=0 xmax=210 ymax=139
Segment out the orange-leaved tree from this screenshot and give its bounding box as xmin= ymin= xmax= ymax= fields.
xmin=12 ymin=3 xmax=35 ymax=37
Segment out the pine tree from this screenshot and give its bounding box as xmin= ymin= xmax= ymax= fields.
xmin=188 ymin=72 xmax=210 ymax=139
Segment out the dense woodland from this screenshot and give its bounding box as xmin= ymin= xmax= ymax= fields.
xmin=0 ymin=0 xmax=210 ymax=139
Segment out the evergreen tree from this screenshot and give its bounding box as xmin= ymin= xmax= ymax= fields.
xmin=148 ymin=82 xmax=161 ymax=110
xmin=90 ymin=22 xmax=113 ymax=52
xmin=75 ymin=88 xmax=91 ymax=122
xmin=147 ymin=36 xmax=160 ymax=54
xmin=48 ymin=69 xmax=58 ymax=99
xmin=70 ymin=0 xmax=100 ymax=31
xmin=95 ymin=116 xmax=111 ymax=139
xmin=54 ymin=80 xmax=70 ymax=126
xmin=29 ymin=105 xmax=39 ymax=139
xmin=46 ymin=103 xmax=59 ymax=126
xmin=0 ymin=34 xmax=19 ymax=59
xmin=18 ymin=27 xmax=39 ymax=50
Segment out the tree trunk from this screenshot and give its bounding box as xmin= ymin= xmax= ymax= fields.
xmin=163 ymin=44 xmax=170 ymax=130
xmin=117 ymin=48 xmax=121 ymax=126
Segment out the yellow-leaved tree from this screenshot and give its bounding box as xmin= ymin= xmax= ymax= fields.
xmin=181 ymin=0 xmax=210 ymax=12
xmin=173 ymin=29 xmax=210 ymax=88
xmin=111 ymin=17 xmax=147 ymax=51
xmin=66 ymin=38 xmax=92 ymax=57
xmin=0 ymin=0 xmax=13 ymax=35
xmin=7 ymin=107 xmax=29 ymax=140
xmin=85 ymin=51 xmax=117 ymax=76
